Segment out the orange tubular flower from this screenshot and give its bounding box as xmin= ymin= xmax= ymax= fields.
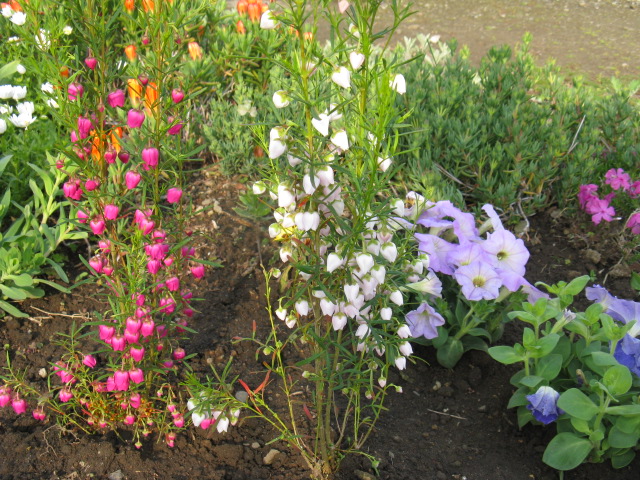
xmin=236 ymin=19 xmax=246 ymax=35
xmin=188 ymin=41 xmax=202 ymax=60
xmin=142 ymin=0 xmax=154 ymax=12
xmin=247 ymin=2 xmax=260 ymax=22
xmin=124 ymin=44 xmax=137 ymax=62
xmin=127 ymin=78 xmax=143 ymax=107
xmin=236 ymin=0 xmax=247 ymax=15
xmin=124 ymin=0 xmax=134 ymax=12
xmin=144 ymin=81 xmax=159 ymax=116
xmin=59 ymin=66 xmax=70 ymax=78
xmin=9 ymin=0 xmax=22 ymax=11
xmin=110 ymin=127 xmax=123 ymax=153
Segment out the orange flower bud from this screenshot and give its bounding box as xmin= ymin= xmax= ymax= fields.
xmin=261 ymin=3 xmax=268 ymax=13
xmin=59 ymin=66 xmax=70 ymax=78
xmin=9 ymin=0 xmax=21 ymax=12
xmin=124 ymin=44 xmax=137 ymax=62
xmin=144 ymin=81 xmax=159 ymax=116
xmin=124 ymin=0 xmax=134 ymax=12
xmin=303 ymin=32 xmax=313 ymax=41
xmin=247 ymin=3 xmax=260 ymax=22
xmin=188 ymin=41 xmax=202 ymax=60
xmin=236 ymin=19 xmax=246 ymax=35
xmin=142 ymin=0 xmax=154 ymax=12
xmin=127 ymin=78 xmax=143 ymax=107
xmin=236 ymin=0 xmax=247 ymax=15
xmin=110 ymin=127 xmax=123 ymax=153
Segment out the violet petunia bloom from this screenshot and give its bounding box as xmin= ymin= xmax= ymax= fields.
xmin=416 ymin=200 xmax=479 ymax=242
xmin=405 ymin=302 xmax=445 ymax=339
xmin=482 ymin=229 xmax=529 ymax=277
xmin=526 ymin=386 xmax=563 ymax=424
xmin=614 ymin=335 xmax=640 ymax=377
xmin=415 ymin=233 xmax=456 ymax=275
xmin=586 ymin=285 xmax=640 ymax=336
xmin=454 ymin=261 xmax=502 ymax=301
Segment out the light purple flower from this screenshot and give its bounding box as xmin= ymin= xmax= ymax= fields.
xmin=526 ymin=386 xmax=563 ymax=424
xmin=482 ymin=229 xmax=529 ymax=276
xmin=415 ymin=233 xmax=456 ymax=275
xmin=447 ymin=242 xmax=488 ymax=268
xmin=614 ymin=335 xmax=640 ymax=377
xmin=454 ymin=261 xmax=502 ymax=301
xmin=605 ymin=168 xmax=631 ymax=191
xmin=586 ymin=285 xmax=640 ymax=336
xmin=416 ymin=200 xmax=478 ymax=241
xmin=405 ymin=302 xmax=445 ymax=339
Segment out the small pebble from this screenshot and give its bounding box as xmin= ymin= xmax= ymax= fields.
xmin=251 ymin=442 xmax=260 ymax=449
xmin=263 ymin=448 xmax=280 ymax=465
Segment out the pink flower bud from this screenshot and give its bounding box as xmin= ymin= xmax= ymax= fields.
xmin=85 ymin=178 xmax=100 ymax=191
xmin=104 ymin=204 xmax=119 ymax=220
xmin=104 ymin=147 xmax=117 ymax=164
xmin=130 ymin=393 xmax=142 ymax=409
xmin=90 ymin=218 xmax=106 ymax=235
xmin=166 ymin=433 xmax=176 ymax=447
xmin=99 ymin=324 xmax=115 ymax=342
xmin=130 ymin=346 xmax=145 ymax=362
xmin=165 ymin=276 xmax=180 ymax=292
xmin=85 ymin=57 xmax=98 ymax=70
xmin=77 ymin=116 xmax=93 ymax=140
xmin=124 ymin=330 xmax=140 ymax=345
xmin=114 ymin=370 xmax=130 ymax=391
xmin=183 ymin=308 xmax=194 ymax=318
xmin=118 ymin=150 xmax=130 ymax=163
xmin=83 ymin=354 xmax=97 ymax=368
xmin=0 ymin=386 xmax=11 ymax=407
xmin=171 ymin=88 xmax=184 ymax=103
xmin=63 ymin=180 xmax=83 ymax=200
xmin=173 ymin=414 xmax=185 ymax=428
xmin=129 ymin=368 xmax=144 ymax=384
xmin=70 ymin=130 xmax=79 ymax=143
xmin=89 ymin=256 xmax=103 ymax=274
xmin=167 ymin=122 xmax=183 ymax=136
xmin=167 ymin=188 xmax=183 ymax=204
xmin=125 ymin=170 xmax=141 ymax=189
xmin=200 ymin=418 xmax=212 ymax=430
xmin=124 ymin=414 xmax=136 ymax=425
xmin=162 ymin=360 xmax=174 ymax=369
xmin=107 ymin=89 xmax=125 ymax=108
xmin=68 ymin=82 xmax=84 ymax=101
xmin=58 ymin=388 xmax=73 ymax=403
xmin=77 ymin=210 xmax=89 ymax=223
xmin=190 ymin=264 xmax=205 ymax=279
xmin=111 ymin=335 xmax=126 ymax=351
xmin=127 ymin=109 xmax=145 ymax=128
xmin=141 ymin=147 xmax=159 ymax=170
xmin=172 ymin=348 xmax=186 ymax=361
xmin=103 ymin=264 xmax=114 ymax=276
xmin=32 ymin=408 xmax=46 ymax=421
xmin=140 ymin=319 xmax=155 ymax=337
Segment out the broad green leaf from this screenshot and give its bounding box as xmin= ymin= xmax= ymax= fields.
xmin=608 ymin=425 xmax=639 ymax=449
xmin=611 ymin=450 xmax=636 ymax=469
xmin=436 ymin=338 xmax=464 ymax=369
xmin=7 ymin=273 xmax=34 ymax=287
xmin=488 ymin=345 xmax=523 ymax=364
xmin=535 ymin=354 xmax=562 ymax=381
xmin=542 ymin=432 xmax=592 ymax=470
xmin=519 ymin=375 xmax=544 ymax=388
xmin=0 ymin=61 xmax=20 ymax=83
xmin=0 ymin=299 xmax=28 ymax=317
xmin=615 ymin=414 xmax=640 ymax=434
xmin=570 ymin=417 xmax=591 ymax=435
xmin=590 ymin=351 xmax=619 ymax=367
xmin=560 ymin=276 xmax=590 ymax=296
xmin=0 ymin=284 xmax=27 ymax=300
xmin=517 ymin=405 xmax=533 ymax=428
xmin=507 ymin=389 xmax=529 ymax=409
xmin=603 ymin=365 xmax=632 ymax=397
xmin=558 ymin=389 xmax=599 ymax=421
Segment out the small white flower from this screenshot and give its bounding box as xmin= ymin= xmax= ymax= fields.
xmin=268 ymin=223 xmax=283 ymax=238
xmin=295 ymin=300 xmax=309 ymax=316
xmin=0 ymin=85 xmax=14 ymax=100
xmin=349 ymin=52 xmax=365 ymax=70
xmin=9 ymin=111 xmax=35 ymax=128
xmin=62 ymin=25 xmax=73 ymax=35
xmin=311 ymin=114 xmax=330 ymax=136
xmin=395 ymin=356 xmax=407 ymax=370
xmin=252 ymin=181 xmax=266 ymax=195
xmin=331 ymin=66 xmax=351 ymax=89
xmin=260 ymin=10 xmax=278 ymax=29
xmin=330 ymin=129 xmax=349 ymax=151
xmin=287 ymin=154 xmax=302 ymax=167
xmin=338 ymin=0 xmax=350 ymax=13
xmin=35 ymin=29 xmax=51 ymax=50
xmin=275 ymin=307 xmax=288 ymax=321
xmin=277 ymin=184 xmax=294 ymax=208
xmin=272 ymin=90 xmax=290 ymax=108
xmin=10 ymin=11 xmax=26 ymax=25
xmin=0 ymin=119 xmax=6 ymax=134
xmin=16 ymin=64 xmax=25 ymax=75
xmin=377 ymin=156 xmax=392 ymax=172
xmin=0 ymin=105 xmax=11 ymax=115
xmin=46 ymin=98 xmax=59 ymax=108
xmin=326 ymin=253 xmax=343 ymax=273
xmin=378 ymin=377 xmax=387 ymax=388
xmin=397 ymin=324 xmax=411 ymax=339
xmin=390 ymin=74 xmax=406 ymax=95
xmin=399 ymin=341 xmax=413 ymax=357
xmin=279 ymin=246 xmax=292 ymax=263
xmin=380 ymin=307 xmax=392 ymax=321
xmin=12 ymin=86 xmax=26 ymax=100
xmin=344 ymin=284 xmax=360 ymax=303
xmin=327 ymin=104 xmax=342 ymax=122
xmin=7 ymin=36 xmax=19 ymax=43
xmin=269 ymin=127 xmax=287 ymax=159
xmin=191 ymin=411 xmax=208 ymax=427
xmin=285 ymin=314 xmax=297 ymax=329
xmin=320 ymin=298 xmax=336 ymax=316
xmin=371 ymin=265 xmax=386 ymax=285
xmin=348 ymin=23 xmax=360 ymax=38
xmin=316 ymin=166 xmax=334 ymax=186
xmin=332 ymin=312 xmax=348 ymax=330
xmin=356 ymin=253 xmax=374 ymax=275
xmin=295 ymin=211 xmax=320 ymax=231
xmin=41 ymin=82 xmax=54 ymax=94
xmin=303 ymin=173 xmax=320 ymax=195
xmin=355 ymin=323 xmax=370 ymax=339
xmin=216 ymin=416 xmax=230 ymax=433
xmin=380 ymin=242 xmax=398 ymax=263
xmin=1 ymin=5 xmax=13 ymax=18
xmin=389 ymin=290 xmax=403 ymax=306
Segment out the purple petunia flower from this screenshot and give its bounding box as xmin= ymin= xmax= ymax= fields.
xmin=482 ymin=229 xmax=529 ymax=277
xmin=613 ymin=335 xmax=640 ymax=377
xmin=526 ymin=386 xmax=564 ymax=424
xmin=415 ymin=233 xmax=457 ymax=275
xmin=586 ymin=285 xmax=640 ymax=336
xmin=405 ymin=302 xmax=445 ymax=339
xmin=454 ymin=261 xmax=502 ymax=301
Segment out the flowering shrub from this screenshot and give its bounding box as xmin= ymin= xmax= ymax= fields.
xmin=490 ymin=277 xmax=640 ymax=471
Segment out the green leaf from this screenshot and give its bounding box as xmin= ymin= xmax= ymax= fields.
xmin=0 ymin=284 xmax=27 ymax=300
xmin=7 ymin=273 xmax=34 ymax=287
xmin=570 ymin=417 xmax=591 ymax=435
xmin=606 ymin=405 xmax=640 ymax=416
xmin=535 ymin=354 xmax=562 ymax=381
xmin=507 ymin=389 xmax=529 ymax=409
xmin=560 ymin=276 xmax=590 ymax=296
xmin=34 ymin=278 xmax=70 ymax=293
xmin=519 ymin=375 xmax=544 ymax=388
xmin=603 ymin=365 xmax=632 ymax=397
xmin=488 ymin=345 xmax=523 ymax=364
xmin=517 ymin=405 xmax=533 ymax=428
xmin=631 ymin=272 xmax=640 ymax=292
xmin=436 ymin=338 xmax=464 ymax=369
xmin=542 ymin=432 xmax=592 ymax=471
xmin=557 ymin=389 xmax=599 ymax=421
xmin=608 ymin=425 xmax=639 ymax=449
xmin=590 ymin=351 xmax=619 ymax=367
xmin=0 ymin=61 xmax=20 ymax=83
xmin=0 ymin=299 xmax=28 ymax=317
xmin=611 ymin=450 xmax=635 ymax=469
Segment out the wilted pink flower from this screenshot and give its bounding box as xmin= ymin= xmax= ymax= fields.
xmin=125 ymin=170 xmax=141 ymax=189
xmin=171 ymin=89 xmax=184 ymax=103
xmin=141 ymin=147 xmax=159 ymax=170
xmin=130 ymin=345 xmax=145 ymax=362
xmin=104 ymin=204 xmax=119 ymax=220
xmin=190 ymin=264 xmax=205 ymax=279
xmin=68 ymin=82 xmax=84 ymax=101
xmin=127 ymin=109 xmax=145 ymax=128
xmin=83 ymin=354 xmax=97 ymax=368
xmin=165 ymin=276 xmax=180 ymax=291
xmin=103 ymin=264 xmax=113 ymax=276
xmin=167 ymin=188 xmax=182 ymax=203
xmin=129 ymin=368 xmax=144 ymax=384
xmin=107 ymin=89 xmax=125 ymax=108
xmin=114 ymin=370 xmax=130 ymax=391
xmin=90 ymin=218 xmax=106 ymax=235
xmin=32 ymin=408 xmax=46 ymax=421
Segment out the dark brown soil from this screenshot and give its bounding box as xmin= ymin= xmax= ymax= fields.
xmin=0 ymin=166 xmax=638 ymax=480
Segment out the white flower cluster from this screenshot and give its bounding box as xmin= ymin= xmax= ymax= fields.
xmin=0 ymin=85 xmax=37 ymax=132
xmin=1 ymin=4 xmax=25 ymax=26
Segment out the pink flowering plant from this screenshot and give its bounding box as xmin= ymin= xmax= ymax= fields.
xmin=490 ymin=277 xmax=640 ymax=472
xmin=0 ymin=0 xmax=229 ymax=448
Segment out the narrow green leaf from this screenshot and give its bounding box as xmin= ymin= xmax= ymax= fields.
xmin=0 ymin=299 xmax=28 ymax=317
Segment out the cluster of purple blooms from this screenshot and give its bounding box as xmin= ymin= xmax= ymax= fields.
xmin=412 ymin=201 xmax=544 ymax=303
xmin=578 ymin=168 xmax=640 ymax=232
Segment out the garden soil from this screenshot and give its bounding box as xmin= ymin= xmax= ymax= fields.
xmin=0 ymin=165 xmax=638 ymax=480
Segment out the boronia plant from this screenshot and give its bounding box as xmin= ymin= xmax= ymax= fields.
xmin=0 ymin=0 xmax=225 ymax=448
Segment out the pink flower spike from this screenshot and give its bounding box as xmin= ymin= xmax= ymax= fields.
xmin=125 ymin=170 xmax=141 ymax=190
xmin=107 ymin=89 xmax=125 ymax=108
xmin=104 ymin=204 xmax=119 ymax=220
xmin=166 ymin=276 xmax=180 ymax=291
xmin=127 ymin=109 xmax=145 ymax=128
xmin=167 ymin=188 xmax=183 ymax=204
xmin=85 ymin=57 xmax=98 ymax=70
xmin=191 ymin=264 xmax=205 ymax=279
xmin=171 ymin=88 xmax=184 ymax=103
xmin=90 ymin=219 xmax=106 ymax=235
xmin=83 ymin=354 xmax=97 ymax=368
xmin=129 ymin=368 xmax=144 ymax=384
xmin=141 ymin=147 xmax=159 ymax=170
xmin=114 ymin=370 xmax=130 ymax=391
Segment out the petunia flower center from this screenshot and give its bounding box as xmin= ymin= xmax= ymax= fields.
xmin=472 ymin=276 xmax=486 ymax=287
